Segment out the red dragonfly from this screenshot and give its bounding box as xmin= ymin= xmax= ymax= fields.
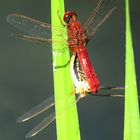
xmin=7 ymin=0 xmax=115 ymax=95
xmin=63 ymin=3 xmax=115 ymax=94
xmin=7 ymin=0 xmax=124 ymax=138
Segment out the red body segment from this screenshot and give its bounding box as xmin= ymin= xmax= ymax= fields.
xmin=64 ymin=12 xmax=100 ymax=94
xmin=67 ymin=21 xmax=87 ymax=52
xmin=77 ymin=46 xmax=99 ymax=94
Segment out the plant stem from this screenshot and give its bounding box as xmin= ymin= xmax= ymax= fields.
xmin=51 ymin=0 xmax=81 ymax=139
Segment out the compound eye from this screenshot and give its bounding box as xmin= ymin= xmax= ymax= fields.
xmin=63 ymin=12 xmax=71 ymax=23
xmin=63 ymin=11 xmax=76 ymax=23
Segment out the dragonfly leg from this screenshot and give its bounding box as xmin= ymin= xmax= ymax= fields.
xmin=54 ymin=59 xmax=70 ymax=69
xmin=57 ymin=10 xmax=66 ymax=27
xmin=78 ymin=69 xmax=86 ymax=81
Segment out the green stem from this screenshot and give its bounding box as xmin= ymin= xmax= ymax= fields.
xmin=124 ymin=0 xmax=140 ymax=139
xmin=51 ymin=0 xmax=81 ymax=140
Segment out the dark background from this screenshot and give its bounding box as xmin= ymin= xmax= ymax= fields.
xmin=0 ymin=0 xmax=139 ymax=140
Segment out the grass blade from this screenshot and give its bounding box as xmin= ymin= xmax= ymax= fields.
xmin=51 ymin=0 xmax=81 ymax=140
xmin=124 ymin=0 xmax=140 ymax=140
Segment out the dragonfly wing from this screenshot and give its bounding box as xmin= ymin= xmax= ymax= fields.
xmin=17 ymin=92 xmax=76 ymax=123
xmin=84 ymin=0 xmax=104 ymax=30
xmin=25 ymin=95 xmax=82 ymax=138
xmin=7 ymin=14 xmax=52 ymax=38
xmin=17 ymin=96 xmax=55 ymax=122
xmin=89 ymin=86 xmax=125 ymax=97
xmin=84 ymin=0 xmax=115 ymax=38
xmin=7 ymin=14 xmax=67 ymax=38
xmin=14 ymin=34 xmax=68 ymax=48
xmin=100 ymin=86 xmax=125 ymax=90
xmin=14 ymin=34 xmax=52 ymax=46
xmin=25 ymin=112 xmax=56 ymax=138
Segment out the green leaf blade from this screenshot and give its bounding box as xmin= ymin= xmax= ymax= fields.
xmin=51 ymin=0 xmax=81 ymax=140
xmin=124 ymin=0 xmax=140 ymax=140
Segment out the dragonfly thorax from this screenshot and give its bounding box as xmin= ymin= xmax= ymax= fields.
xmin=67 ymin=22 xmax=87 ymax=50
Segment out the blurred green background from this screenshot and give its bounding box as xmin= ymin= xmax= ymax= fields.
xmin=0 ymin=0 xmax=139 ymax=140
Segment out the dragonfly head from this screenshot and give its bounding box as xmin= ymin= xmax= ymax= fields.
xmin=63 ymin=11 xmax=77 ymax=23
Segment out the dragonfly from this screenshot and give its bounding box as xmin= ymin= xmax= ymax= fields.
xmin=7 ymin=0 xmax=124 ymax=138
xmin=7 ymin=0 xmax=116 ymax=95
xmin=63 ymin=1 xmax=115 ymax=94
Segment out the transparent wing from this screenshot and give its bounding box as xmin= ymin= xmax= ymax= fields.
xmin=100 ymin=86 xmax=125 ymax=90
xmin=25 ymin=112 xmax=56 ymax=138
xmin=7 ymin=14 xmax=67 ymax=38
xmin=24 ymin=94 xmax=81 ymax=138
xmin=84 ymin=0 xmax=115 ymax=38
xmin=14 ymin=34 xmax=67 ymax=47
xmin=7 ymin=14 xmax=72 ymax=47
xmin=17 ymin=96 xmax=55 ymax=122
xmin=13 ymin=34 xmax=52 ymax=45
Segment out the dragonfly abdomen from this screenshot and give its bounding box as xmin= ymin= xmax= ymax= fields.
xmin=77 ymin=45 xmax=99 ymax=94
